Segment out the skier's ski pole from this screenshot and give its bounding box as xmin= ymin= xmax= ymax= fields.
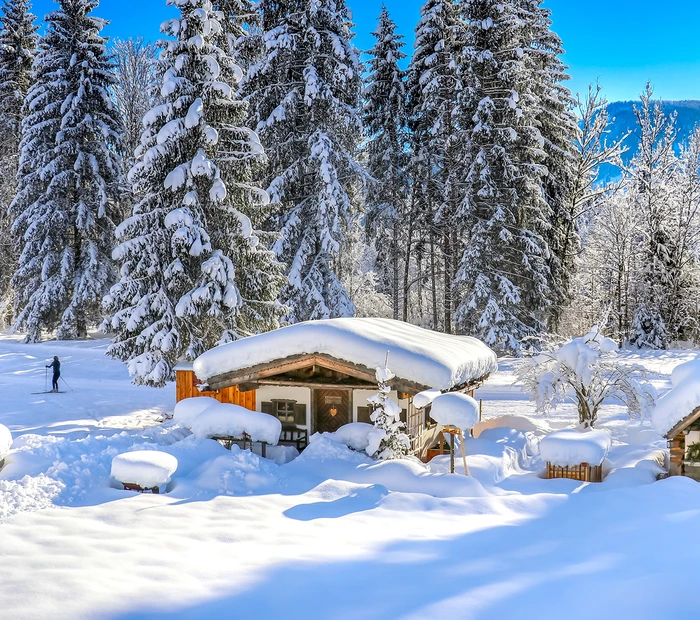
xmin=60 ymin=376 xmax=74 ymax=392
xmin=44 ymin=367 xmax=48 ymax=392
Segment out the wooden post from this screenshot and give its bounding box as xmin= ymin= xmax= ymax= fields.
xmin=460 ymin=430 xmax=469 ymax=476
xmin=449 ymin=432 xmax=455 ymax=474
xmin=479 ymin=399 xmax=483 ymax=422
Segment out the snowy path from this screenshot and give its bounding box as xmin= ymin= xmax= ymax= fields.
xmin=0 ymin=335 xmax=698 ymax=619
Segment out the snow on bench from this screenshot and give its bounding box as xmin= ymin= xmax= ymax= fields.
xmin=429 ymin=392 xmax=480 ymax=430
xmin=173 ymin=396 xmax=219 ymax=428
xmin=190 ymin=403 xmax=282 ymax=446
xmin=111 ymin=451 xmax=178 ymax=493
xmin=540 ymin=429 xmax=611 ymax=467
xmin=0 ymin=423 xmax=11 ymax=468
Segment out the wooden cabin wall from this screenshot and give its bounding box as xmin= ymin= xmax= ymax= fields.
xmin=175 ymin=370 xmax=256 ymax=411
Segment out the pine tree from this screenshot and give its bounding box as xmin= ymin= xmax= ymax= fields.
xmin=406 ymin=0 xmax=463 ymax=332
xmin=454 ymin=0 xmax=550 ymax=353
xmin=10 ymin=0 xmax=121 ymax=342
xmin=520 ymin=0 xmax=578 ymax=331
xmin=363 ymin=6 xmax=408 ymax=321
xmin=366 ymin=363 xmax=410 ymax=460
xmin=212 ymin=0 xmax=259 ymax=71
xmin=244 ymin=0 xmax=364 ymax=323
xmin=0 ymin=0 xmax=37 ymax=325
xmin=105 ymin=0 xmax=284 ymax=387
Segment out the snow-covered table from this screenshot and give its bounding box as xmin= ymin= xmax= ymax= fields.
xmin=111 ymin=451 xmax=179 ymax=494
xmin=190 ymin=403 xmax=282 ymax=455
xmin=541 ymin=429 xmax=611 ymax=482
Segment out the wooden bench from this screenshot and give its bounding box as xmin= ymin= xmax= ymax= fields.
xmin=278 ymin=426 xmax=308 ymax=452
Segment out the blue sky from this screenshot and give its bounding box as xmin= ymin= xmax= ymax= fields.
xmin=28 ymin=0 xmax=700 ymax=103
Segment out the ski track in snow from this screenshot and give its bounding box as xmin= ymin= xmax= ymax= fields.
xmin=0 ymin=333 xmax=698 ymax=619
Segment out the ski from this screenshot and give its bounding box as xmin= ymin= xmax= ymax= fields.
xmin=31 ymin=391 xmax=66 ymax=394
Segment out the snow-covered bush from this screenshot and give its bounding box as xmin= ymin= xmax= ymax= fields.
xmin=366 ymin=365 xmax=410 ymax=460
xmin=517 ymin=327 xmax=656 ymax=428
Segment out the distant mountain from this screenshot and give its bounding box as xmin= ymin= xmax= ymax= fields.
xmin=597 ymin=100 xmax=700 ymax=182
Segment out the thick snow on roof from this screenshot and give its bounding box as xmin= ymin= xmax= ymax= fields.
xmin=111 ymin=451 xmax=178 ymax=489
xmin=653 ymin=359 xmax=700 ymax=436
xmin=540 ymin=429 xmax=611 ymax=467
xmin=429 ymin=392 xmax=480 ymax=429
xmin=193 ymin=318 xmax=497 ymax=391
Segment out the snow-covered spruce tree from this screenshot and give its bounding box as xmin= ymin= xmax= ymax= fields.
xmin=626 ymin=84 xmax=677 ymax=349
xmin=243 ymin=0 xmax=364 ymax=323
xmin=366 ymin=364 xmax=410 ymax=460
xmin=211 ymin=0 xmax=259 ymax=71
xmin=454 ymin=0 xmax=550 ymax=354
xmin=363 ymin=6 xmax=408 ymax=321
xmin=519 ymin=0 xmax=578 ymax=331
xmin=10 ymin=0 xmax=121 ymax=342
xmin=0 ymin=0 xmax=37 ymax=325
xmin=105 ymin=0 xmax=284 ymax=386
xmin=406 ymin=0 xmax=463 ymax=333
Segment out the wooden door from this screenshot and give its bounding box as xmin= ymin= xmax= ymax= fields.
xmin=313 ymin=389 xmax=350 ymax=433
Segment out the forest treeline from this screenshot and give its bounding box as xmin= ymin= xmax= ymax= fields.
xmin=0 ymin=0 xmax=698 ymax=385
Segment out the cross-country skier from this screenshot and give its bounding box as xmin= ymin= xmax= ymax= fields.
xmin=46 ymin=356 xmax=60 ymax=392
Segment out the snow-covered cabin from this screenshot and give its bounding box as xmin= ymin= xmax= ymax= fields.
xmin=653 ymin=360 xmax=700 ymax=479
xmin=177 ymin=318 xmax=497 ymax=459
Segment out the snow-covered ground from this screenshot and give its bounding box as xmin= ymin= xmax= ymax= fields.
xmin=0 ymin=335 xmax=699 ymax=619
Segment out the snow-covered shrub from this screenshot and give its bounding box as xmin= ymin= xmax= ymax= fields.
xmin=366 ymin=365 xmax=410 ymax=460
xmin=517 ymin=326 xmax=656 ymax=428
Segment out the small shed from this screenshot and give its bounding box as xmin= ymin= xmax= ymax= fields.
xmin=177 ymin=317 xmax=498 ymax=460
xmin=653 ymin=359 xmax=700 ymax=480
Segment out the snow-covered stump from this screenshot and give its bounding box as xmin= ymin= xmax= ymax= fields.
xmin=0 ymin=423 xmax=12 ymax=470
xmin=190 ymin=403 xmax=281 ymax=457
xmin=540 ymin=429 xmax=611 ymax=483
xmin=111 ymin=451 xmax=179 ymax=494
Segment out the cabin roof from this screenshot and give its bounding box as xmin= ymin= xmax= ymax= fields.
xmin=653 ymin=358 xmax=700 ymax=436
xmin=193 ymin=318 xmax=498 ymax=393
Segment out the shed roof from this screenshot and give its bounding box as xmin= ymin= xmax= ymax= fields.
xmin=193 ymin=318 xmax=498 ymax=392
xmin=652 ymin=358 xmax=700 ymax=436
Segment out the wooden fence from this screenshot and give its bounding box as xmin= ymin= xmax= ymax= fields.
xmin=546 ymin=461 xmax=603 ymax=483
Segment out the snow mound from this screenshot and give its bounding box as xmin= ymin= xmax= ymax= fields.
xmin=653 ymin=359 xmax=700 ymax=435
xmin=111 ymin=451 xmax=179 ymax=489
xmin=473 ymin=414 xmax=552 ymax=438
xmin=311 ymin=423 xmax=374 ymax=452
xmin=429 ymin=392 xmax=479 ymax=429
xmin=670 ymin=358 xmax=700 ymax=387
xmin=194 ymin=446 xmax=279 ymax=495
xmin=190 ymin=403 xmax=281 ymax=445
xmin=540 ymin=429 xmax=611 ymax=467
xmin=173 ymin=396 xmax=219 ymax=427
xmin=194 ymin=317 xmax=497 ymax=391
xmin=0 ymin=423 xmax=12 ymax=460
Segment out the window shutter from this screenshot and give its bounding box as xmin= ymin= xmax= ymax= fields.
xmin=261 ymin=401 xmax=274 ymax=415
xmin=293 ymin=403 xmax=306 ymax=426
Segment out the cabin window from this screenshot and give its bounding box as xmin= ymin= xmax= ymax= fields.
xmin=274 ymin=400 xmax=296 ymax=423
xmin=262 ymin=400 xmax=307 ymax=426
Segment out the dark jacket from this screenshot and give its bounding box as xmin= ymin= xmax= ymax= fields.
xmin=48 ymin=360 xmax=60 ymax=375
